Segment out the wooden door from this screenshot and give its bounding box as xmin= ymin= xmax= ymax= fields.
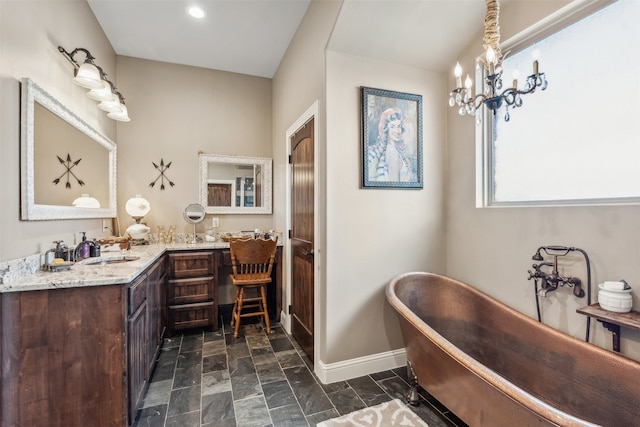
xmin=208 ymin=183 xmax=232 ymax=206
xmin=290 ymin=118 xmax=315 ymax=362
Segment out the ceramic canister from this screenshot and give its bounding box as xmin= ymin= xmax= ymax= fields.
xmin=598 ymin=284 xmax=633 ymax=313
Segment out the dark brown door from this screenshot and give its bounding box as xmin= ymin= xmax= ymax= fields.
xmin=290 ymin=118 xmax=315 ymax=362
xmin=208 ymin=183 xmax=232 ymax=206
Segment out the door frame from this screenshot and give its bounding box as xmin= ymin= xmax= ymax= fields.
xmin=283 ymin=101 xmax=320 ymax=369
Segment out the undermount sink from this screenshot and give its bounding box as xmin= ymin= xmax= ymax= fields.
xmin=79 ymin=255 xmax=140 ymax=265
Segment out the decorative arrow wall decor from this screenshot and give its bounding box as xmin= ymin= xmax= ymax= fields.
xmin=149 ymin=158 xmax=175 ymax=190
xmin=53 ymin=153 xmax=85 ymax=189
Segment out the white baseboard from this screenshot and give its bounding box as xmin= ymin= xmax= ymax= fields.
xmin=279 ymin=311 xmax=291 ymax=333
xmin=314 ymin=348 xmax=407 ymax=384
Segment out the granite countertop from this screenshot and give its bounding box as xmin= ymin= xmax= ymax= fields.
xmin=0 ymin=241 xmax=233 ymax=293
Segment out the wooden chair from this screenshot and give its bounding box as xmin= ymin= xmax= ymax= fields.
xmin=228 ymin=237 xmax=278 ymax=338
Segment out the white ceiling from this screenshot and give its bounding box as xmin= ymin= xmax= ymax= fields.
xmin=88 ymin=0 xmax=488 ymax=78
xmin=87 ymin=0 xmax=312 ymax=78
xmin=329 ymin=1 xmax=486 ymax=73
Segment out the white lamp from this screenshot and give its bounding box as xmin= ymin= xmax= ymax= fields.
xmin=98 ymin=97 xmax=123 ymax=113
xmin=87 ymin=80 xmax=117 ymax=102
xmin=107 ymin=104 xmax=131 ymax=122
xmin=124 ymin=195 xmax=151 ymax=244
xmin=72 ymin=193 xmax=101 ymax=208
xmin=72 ymin=62 xmax=102 ymax=89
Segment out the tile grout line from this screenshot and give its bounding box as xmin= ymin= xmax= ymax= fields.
xmin=248 ymin=327 xmax=277 ymax=427
xmin=199 ymin=330 xmax=204 ymax=427
xmin=272 ymin=329 xmax=314 ymax=426
xmin=281 ymin=328 xmax=339 ymax=425
xmin=165 ymin=334 xmax=183 ymax=427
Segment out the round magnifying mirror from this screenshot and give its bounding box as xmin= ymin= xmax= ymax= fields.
xmin=183 ymin=203 xmax=206 ymax=243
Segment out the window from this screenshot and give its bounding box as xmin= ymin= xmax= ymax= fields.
xmin=479 ymin=0 xmax=640 ymax=206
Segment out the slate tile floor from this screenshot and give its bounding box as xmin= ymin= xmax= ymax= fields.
xmin=134 ymin=321 xmax=467 ymax=427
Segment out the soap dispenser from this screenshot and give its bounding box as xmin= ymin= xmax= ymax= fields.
xmin=89 ymin=239 xmax=101 ymax=257
xmin=75 ymin=232 xmax=90 ymax=260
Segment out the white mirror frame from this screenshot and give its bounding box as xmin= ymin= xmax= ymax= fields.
xmin=199 ymin=153 xmax=272 ymax=214
xmin=20 ymin=78 xmax=117 ymax=220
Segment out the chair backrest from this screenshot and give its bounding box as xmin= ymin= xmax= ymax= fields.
xmin=229 ymin=237 xmax=278 ymax=279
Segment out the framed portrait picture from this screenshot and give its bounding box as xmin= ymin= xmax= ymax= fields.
xmin=361 ymin=86 xmax=423 ymax=189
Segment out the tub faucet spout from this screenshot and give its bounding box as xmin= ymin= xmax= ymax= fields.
xmin=537 ymin=277 xmax=557 ymax=297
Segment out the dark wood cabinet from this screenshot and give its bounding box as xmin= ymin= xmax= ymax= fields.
xmin=0 ymin=246 xmax=282 ymax=426
xmin=127 ymin=283 xmax=148 ymax=423
xmin=0 ymin=255 xmax=166 ymax=427
xmin=146 ymin=257 xmax=166 ymax=371
xmin=127 ymin=256 xmax=166 ymax=424
xmin=167 ymin=251 xmax=218 ymax=333
xmin=0 ymin=284 xmax=127 ymax=426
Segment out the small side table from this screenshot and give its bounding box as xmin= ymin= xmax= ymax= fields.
xmin=577 ymin=303 xmax=640 ymax=352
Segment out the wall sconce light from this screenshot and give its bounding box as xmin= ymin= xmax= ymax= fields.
xmin=58 ymin=46 xmax=130 ymax=122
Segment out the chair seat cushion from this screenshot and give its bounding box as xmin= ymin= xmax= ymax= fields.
xmin=229 ymin=273 xmax=272 ymax=285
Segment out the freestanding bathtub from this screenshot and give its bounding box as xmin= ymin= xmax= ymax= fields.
xmin=386 ymin=272 xmax=640 ymax=427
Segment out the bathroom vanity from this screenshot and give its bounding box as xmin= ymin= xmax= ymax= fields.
xmin=0 ymin=241 xmax=282 ymax=427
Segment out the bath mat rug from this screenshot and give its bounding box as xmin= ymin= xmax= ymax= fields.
xmin=317 ymin=398 xmax=429 ymax=427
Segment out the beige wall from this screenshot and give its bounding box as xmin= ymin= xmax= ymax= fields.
xmin=446 ymin=1 xmax=640 ymax=361
xmin=0 ymin=0 xmax=116 ymax=261
xmin=114 ymin=56 xmax=273 ymax=236
xmin=272 ymin=0 xmax=343 ymax=365
xmin=324 ymin=51 xmax=446 ymax=364
xmin=114 ymin=56 xmax=273 ymax=304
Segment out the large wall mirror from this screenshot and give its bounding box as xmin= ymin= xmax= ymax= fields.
xmin=20 ymin=78 xmax=117 ymax=220
xmin=199 ymin=153 xmax=272 ymax=214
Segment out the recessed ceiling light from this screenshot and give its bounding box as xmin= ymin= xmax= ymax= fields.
xmin=187 ymin=5 xmax=206 ymax=19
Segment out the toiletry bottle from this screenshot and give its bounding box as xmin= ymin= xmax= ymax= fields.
xmin=89 ymin=239 xmax=101 ymax=257
xmin=76 ymin=232 xmax=90 ymax=260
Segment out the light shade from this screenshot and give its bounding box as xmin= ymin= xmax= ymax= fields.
xmin=87 ymin=81 xmax=117 ymax=102
xmin=72 ymin=62 xmax=102 ymax=89
xmin=125 ymin=195 xmax=150 ymax=219
xmin=107 ymin=104 xmax=130 ymax=122
xmin=98 ymin=97 xmax=123 ymax=113
xmin=72 ymin=194 xmax=101 ymax=208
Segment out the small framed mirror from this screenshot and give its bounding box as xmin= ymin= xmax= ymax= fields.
xmin=184 ymin=203 xmax=206 ymax=244
xmin=199 ymin=153 xmax=272 ymax=214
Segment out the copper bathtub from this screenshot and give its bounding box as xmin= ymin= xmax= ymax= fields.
xmin=386 ymin=272 xmax=640 ymax=427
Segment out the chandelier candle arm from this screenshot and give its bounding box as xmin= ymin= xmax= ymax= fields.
xmin=448 ymin=0 xmax=547 ymax=121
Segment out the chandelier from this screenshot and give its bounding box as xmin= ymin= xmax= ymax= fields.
xmin=448 ymin=0 xmax=547 ymax=121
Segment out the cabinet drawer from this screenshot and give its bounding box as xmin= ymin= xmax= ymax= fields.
xmin=168 ymin=252 xmax=214 ymax=278
xmin=128 ymin=274 xmax=147 ymax=315
xmin=168 ymin=276 xmax=214 ymax=305
xmin=168 ymin=302 xmax=215 ymax=331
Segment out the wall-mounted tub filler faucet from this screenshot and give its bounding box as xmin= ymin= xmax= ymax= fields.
xmin=527 ymin=245 xmax=593 ymax=342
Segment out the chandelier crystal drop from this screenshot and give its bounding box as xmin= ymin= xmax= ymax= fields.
xmin=448 ymin=0 xmax=547 ymax=121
